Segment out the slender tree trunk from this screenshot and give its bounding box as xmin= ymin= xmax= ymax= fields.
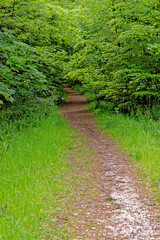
xmin=12 ymin=0 xmax=16 ymax=18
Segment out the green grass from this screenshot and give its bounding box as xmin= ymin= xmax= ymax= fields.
xmin=0 ymin=108 xmax=75 ymax=239
xmin=95 ymin=110 xmax=160 ymax=194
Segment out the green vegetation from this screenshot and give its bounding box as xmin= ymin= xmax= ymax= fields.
xmin=1 ymin=0 xmax=159 ymax=114
xmin=64 ymin=0 xmax=160 ymax=193
xmin=0 ymin=107 xmax=75 ymax=239
xmin=66 ymin=0 xmax=160 ymax=115
xmin=0 ymin=0 xmax=160 ymax=236
xmin=0 ymin=0 xmax=81 ymax=108
xmin=95 ymin=109 xmax=160 ymax=194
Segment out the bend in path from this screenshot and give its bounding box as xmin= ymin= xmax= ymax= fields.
xmin=60 ymin=84 xmax=160 ymax=240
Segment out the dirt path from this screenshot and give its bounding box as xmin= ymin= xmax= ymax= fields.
xmin=59 ymin=84 xmax=160 ymax=240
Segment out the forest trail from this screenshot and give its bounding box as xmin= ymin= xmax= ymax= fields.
xmin=59 ymin=84 xmax=160 ymax=240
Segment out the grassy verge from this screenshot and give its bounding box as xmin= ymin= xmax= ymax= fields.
xmin=94 ymin=110 xmax=160 ymax=197
xmin=0 ymin=106 xmax=76 ymax=239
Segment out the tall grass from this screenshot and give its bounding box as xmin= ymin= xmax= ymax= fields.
xmin=0 ymin=105 xmax=74 ymax=239
xmin=95 ymin=110 xmax=160 ymax=193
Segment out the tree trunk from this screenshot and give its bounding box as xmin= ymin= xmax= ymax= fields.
xmin=12 ymin=0 xmax=16 ymax=18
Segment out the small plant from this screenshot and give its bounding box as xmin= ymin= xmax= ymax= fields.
xmin=115 ymin=204 xmax=123 ymax=209
xmin=105 ymin=197 xmax=116 ymax=202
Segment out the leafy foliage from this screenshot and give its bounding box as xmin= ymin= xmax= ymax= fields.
xmin=66 ymin=0 xmax=160 ymax=115
xmin=1 ymin=0 xmax=160 ymax=115
xmin=0 ymin=0 xmax=81 ymax=108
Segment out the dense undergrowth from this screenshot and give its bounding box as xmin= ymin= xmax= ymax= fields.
xmin=0 ymin=0 xmax=81 ymax=109
xmin=0 ymin=106 xmax=76 ymax=239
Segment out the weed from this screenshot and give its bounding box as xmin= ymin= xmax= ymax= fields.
xmin=106 ymin=197 xmax=116 ymax=202
xmin=115 ymin=204 xmax=123 ymax=209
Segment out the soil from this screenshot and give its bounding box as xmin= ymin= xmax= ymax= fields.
xmin=59 ymin=84 xmax=160 ymax=240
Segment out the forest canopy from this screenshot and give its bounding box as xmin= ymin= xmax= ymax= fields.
xmin=0 ymin=0 xmax=160 ymax=115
